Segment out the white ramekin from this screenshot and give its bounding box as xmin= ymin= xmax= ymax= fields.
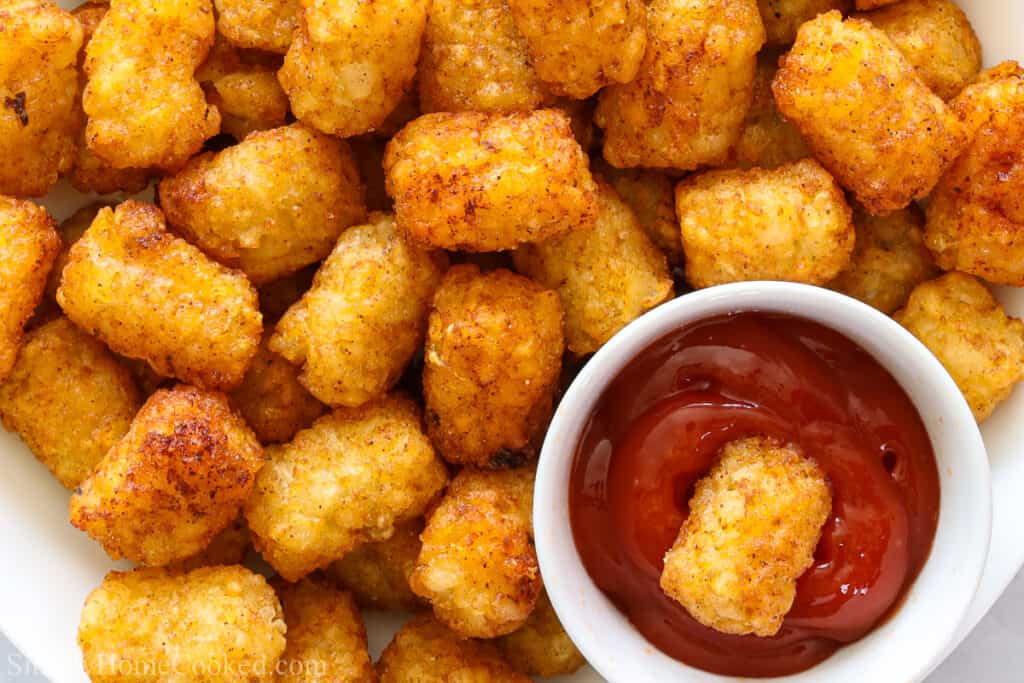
xmin=534 ymin=281 xmax=992 ymax=683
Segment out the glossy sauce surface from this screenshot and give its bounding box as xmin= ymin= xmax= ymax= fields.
xmin=569 ymin=312 xmax=940 ymax=677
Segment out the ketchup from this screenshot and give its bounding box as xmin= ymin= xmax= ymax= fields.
xmin=569 ymin=312 xmax=940 ymax=677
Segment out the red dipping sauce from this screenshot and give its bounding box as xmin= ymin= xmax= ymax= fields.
xmin=569 ymin=311 xmax=940 ymax=677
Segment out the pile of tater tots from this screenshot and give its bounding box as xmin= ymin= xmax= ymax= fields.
xmin=0 ymin=0 xmax=1021 ymax=679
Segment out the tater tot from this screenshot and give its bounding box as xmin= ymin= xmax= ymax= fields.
xmin=895 ymin=273 xmax=1024 ymax=422
xmin=410 ymin=466 xmax=539 ymax=638
xmin=56 ymin=201 xmax=262 ymax=391
xmin=269 ymin=213 xmax=443 ymax=408
xmin=385 ymin=110 xmax=598 ymax=251
xmin=168 ymin=514 xmax=251 ymax=572
xmin=69 ymin=385 xmax=264 ymax=566
xmin=676 ymin=159 xmax=855 ymax=288
xmin=378 ymin=614 xmax=530 ymax=683
xmin=593 ymin=159 xmax=683 ymax=266
xmin=326 ymin=520 xmax=425 ymax=611
xmin=159 ymin=123 xmax=366 ymax=284
xmin=214 ymin=0 xmax=299 ymax=53
xmin=514 ymin=179 xmax=673 ymax=355
xmin=830 ymin=204 xmax=938 ymax=313
xmin=925 ymin=67 xmax=1024 ymax=285
xmin=83 ymin=0 xmax=220 ymax=171
xmin=859 ymin=0 xmax=981 ymax=101
xmin=0 ymin=1 xmax=82 ymax=198
xmin=0 ymin=196 xmax=59 ymax=380
xmin=245 ymin=396 xmax=448 ymax=581
xmin=0 ymin=317 xmax=140 ymax=489
xmin=204 ymin=67 xmax=289 ymax=141
xmin=424 ymin=265 xmax=564 ymax=467
xmin=506 ymin=0 xmax=647 ymax=99
xmin=497 ymin=592 xmax=586 ymax=678
xmin=229 ymin=332 xmax=324 ymax=444
xmin=661 ymin=437 xmax=831 ymax=637
xmin=418 ymin=0 xmax=548 ymax=114
xmin=275 ymin=580 xmax=376 ymax=683
xmin=279 ymin=0 xmax=428 ymax=137
xmin=772 ymin=11 xmax=966 ymax=214
xmin=594 ymin=0 xmax=765 ymax=171
xmin=757 ymin=0 xmax=851 ymax=45
xmin=79 ymin=566 xmax=286 ymax=683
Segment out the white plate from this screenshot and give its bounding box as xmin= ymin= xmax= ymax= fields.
xmin=1 ymin=1 xmax=1021 ymax=681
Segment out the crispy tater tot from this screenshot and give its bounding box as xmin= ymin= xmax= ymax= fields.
xmin=326 ymin=520 xmax=425 ymax=611
xmin=772 ymin=11 xmax=966 ymax=214
xmin=83 ymin=0 xmax=220 ymax=171
xmin=497 ymin=592 xmax=586 ymax=678
xmin=661 ymin=437 xmax=831 ymax=637
xmin=925 ymin=66 xmax=1024 ymax=285
xmin=214 ymin=0 xmax=299 ymax=53
xmin=204 ymin=68 xmax=289 ymax=141
xmin=0 ymin=317 xmax=140 ymax=489
xmin=245 ymin=396 xmax=448 ymax=581
xmin=229 ymin=332 xmax=324 ymax=444
xmin=757 ymin=0 xmax=851 ymax=45
xmin=410 ymin=466 xmax=538 ymax=638
xmin=593 ymin=159 xmax=683 ymax=266
xmin=514 ymin=179 xmax=673 ymax=355
xmin=895 ymin=273 xmax=1024 ymax=422
xmin=159 ymin=123 xmax=365 ymax=284
xmin=168 ymin=514 xmax=251 ymax=572
xmin=378 ymin=613 xmax=531 ymax=683
xmin=275 ymin=580 xmax=376 ymax=683
xmin=830 ymin=204 xmax=938 ymax=314
xmin=79 ymin=566 xmax=286 ymax=683
xmin=594 ymin=0 xmax=765 ymax=171
xmin=270 ymin=213 xmax=443 ymax=408
xmin=69 ymin=385 xmax=263 ymax=566
xmin=676 ymin=159 xmax=855 ymax=288
xmin=424 ymin=266 xmax=564 ymax=467
xmin=859 ymin=0 xmax=981 ymax=101
xmin=553 ymin=98 xmax=597 ymax=152
xmin=385 ymin=110 xmax=598 ymax=251
xmin=418 ymin=0 xmax=548 ymax=114
xmin=56 ymin=201 xmax=262 ymax=391
xmin=0 ymin=196 xmax=59 ymax=380
xmin=0 ymin=1 xmax=82 ymax=198
xmin=279 ymin=0 xmax=428 ymax=137
xmin=506 ymin=0 xmax=647 ymax=99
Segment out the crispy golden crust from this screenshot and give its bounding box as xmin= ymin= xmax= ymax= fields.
xmin=326 ymin=520 xmax=425 ymax=611
xmin=661 ymin=437 xmax=831 ymax=637
xmin=594 ymin=0 xmax=765 ymax=170
xmin=514 ymin=179 xmax=672 ymax=355
xmin=56 ymin=201 xmax=262 ymax=391
xmin=925 ymin=68 xmax=1024 ymax=285
xmin=229 ymin=332 xmax=324 ymax=444
xmin=424 ymin=265 xmax=564 ymax=467
xmin=830 ymin=204 xmax=938 ymax=313
xmin=895 ymin=273 xmax=1024 ymax=422
xmin=772 ymin=11 xmax=966 ymax=214
xmin=69 ymin=385 xmax=264 ymax=566
xmin=205 ymin=66 xmax=289 ymax=141
xmin=757 ymin=0 xmax=851 ymax=45
xmin=245 ymin=396 xmax=448 ymax=581
xmin=497 ymin=592 xmax=585 ymax=678
xmin=859 ymin=0 xmax=981 ymax=101
xmin=410 ymin=466 xmax=539 ymax=638
xmin=279 ymin=0 xmax=427 ymax=137
xmin=270 ymin=213 xmax=443 ymax=408
xmin=418 ymin=0 xmax=548 ymax=114
xmin=593 ymin=159 xmax=683 ymax=266
xmin=385 ymin=110 xmax=598 ymax=252
xmin=159 ymin=123 xmax=365 ymax=284
xmin=0 ymin=196 xmax=59 ymax=380
xmin=676 ymin=159 xmax=855 ymax=288
xmin=214 ymin=0 xmax=299 ymax=53
xmin=275 ymin=580 xmax=376 ymax=683
xmin=83 ymin=0 xmax=220 ymax=171
xmin=727 ymin=50 xmax=811 ymax=169
xmin=79 ymin=566 xmax=286 ymax=683
xmin=952 ymin=61 xmax=1024 ymax=136
xmin=168 ymin=514 xmax=251 ymax=572
xmin=378 ymin=614 xmax=530 ymax=683
xmin=0 ymin=317 xmax=139 ymax=489
xmin=506 ymin=0 xmax=647 ymax=99
xmin=0 ymin=1 xmax=82 ymax=198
